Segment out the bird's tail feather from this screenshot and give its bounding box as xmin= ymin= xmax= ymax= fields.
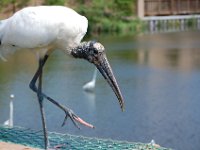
xmin=0 ymin=45 xmax=18 ymax=62
xmin=0 ymin=20 xmax=6 ymax=61
xmin=0 ymin=19 xmax=15 ymax=61
xmin=0 ymin=53 xmax=7 ymax=61
xmin=0 ymin=45 xmax=8 ymax=61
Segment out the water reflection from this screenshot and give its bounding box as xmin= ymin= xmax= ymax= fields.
xmin=102 ymin=31 xmax=200 ymax=72
xmin=0 ymin=31 xmax=200 ymax=150
xmin=83 ymin=91 xmax=96 ymax=113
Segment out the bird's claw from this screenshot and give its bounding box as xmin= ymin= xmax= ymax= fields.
xmin=61 ymin=109 xmax=80 ymax=129
xmin=61 ymin=108 xmax=94 ymax=129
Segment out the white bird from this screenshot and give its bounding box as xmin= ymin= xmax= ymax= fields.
xmin=0 ymin=6 xmax=124 ymax=149
xmin=149 ymin=139 xmax=160 ymax=148
xmin=3 ymin=94 xmax=14 ymax=127
xmin=83 ymin=68 xmax=97 ymax=92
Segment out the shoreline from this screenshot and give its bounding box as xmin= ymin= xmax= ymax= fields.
xmin=0 ymin=142 xmax=39 ymax=150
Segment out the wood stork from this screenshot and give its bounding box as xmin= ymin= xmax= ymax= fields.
xmin=83 ymin=68 xmax=97 ymax=92
xmin=0 ymin=6 xmax=125 ymax=149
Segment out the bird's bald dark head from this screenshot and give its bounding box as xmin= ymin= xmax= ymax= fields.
xmin=71 ymin=40 xmax=125 ymax=111
xmin=71 ymin=41 xmax=105 ymax=64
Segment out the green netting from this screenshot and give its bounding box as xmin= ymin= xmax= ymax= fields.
xmin=0 ymin=125 xmax=170 ymax=150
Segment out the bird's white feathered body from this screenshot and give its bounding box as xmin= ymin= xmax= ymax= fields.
xmin=0 ymin=6 xmax=88 ymax=60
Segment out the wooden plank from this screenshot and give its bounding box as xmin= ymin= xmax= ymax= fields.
xmin=144 ymin=0 xmax=200 ymax=16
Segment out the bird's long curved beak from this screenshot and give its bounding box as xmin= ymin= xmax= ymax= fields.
xmin=95 ymin=53 xmax=125 ymax=111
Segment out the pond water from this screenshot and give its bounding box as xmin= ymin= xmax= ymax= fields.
xmin=1 ymin=31 xmax=200 ymax=150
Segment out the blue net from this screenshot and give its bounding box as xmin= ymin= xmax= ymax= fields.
xmin=0 ymin=125 xmax=170 ymax=150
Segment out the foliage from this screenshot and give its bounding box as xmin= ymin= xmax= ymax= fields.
xmin=0 ymin=0 xmax=30 ymax=12
xmin=0 ymin=0 xmax=14 ymax=6
xmin=0 ymin=0 xmax=30 ymax=7
xmin=72 ymin=0 xmax=142 ymax=35
xmin=44 ymin=0 xmax=65 ymax=6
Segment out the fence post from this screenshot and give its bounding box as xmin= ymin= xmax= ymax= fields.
xmin=137 ymin=0 xmax=144 ymax=19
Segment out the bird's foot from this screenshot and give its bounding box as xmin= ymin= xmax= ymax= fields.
xmin=61 ymin=108 xmax=94 ymax=129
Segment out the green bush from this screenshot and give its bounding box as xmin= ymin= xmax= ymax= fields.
xmin=44 ymin=0 xmax=65 ymax=5
xmin=73 ymin=0 xmax=142 ymax=35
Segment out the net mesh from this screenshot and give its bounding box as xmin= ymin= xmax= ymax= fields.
xmin=0 ymin=125 xmax=170 ymax=150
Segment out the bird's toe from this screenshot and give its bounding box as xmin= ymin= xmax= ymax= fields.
xmin=61 ymin=108 xmax=94 ymax=129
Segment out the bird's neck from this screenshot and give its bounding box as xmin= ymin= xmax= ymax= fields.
xmin=70 ymin=41 xmax=89 ymax=59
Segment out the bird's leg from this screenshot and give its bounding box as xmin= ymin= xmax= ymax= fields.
xmin=29 ymin=55 xmax=49 ymax=93
xmin=41 ymin=83 xmax=94 ymax=129
xmin=37 ymin=59 xmax=49 ymax=149
xmin=29 ymin=55 xmax=49 ymax=149
xmin=29 ymin=55 xmax=94 ymax=143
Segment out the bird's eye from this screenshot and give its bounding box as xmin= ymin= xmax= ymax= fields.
xmin=94 ymin=49 xmax=98 ymax=54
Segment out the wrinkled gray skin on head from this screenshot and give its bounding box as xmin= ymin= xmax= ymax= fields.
xmin=71 ymin=41 xmax=125 ymax=111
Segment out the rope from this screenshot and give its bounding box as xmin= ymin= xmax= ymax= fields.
xmin=0 ymin=125 xmax=170 ymax=150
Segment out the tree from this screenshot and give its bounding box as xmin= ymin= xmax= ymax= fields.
xmin=0 ymin=0 xmax=30 ymax=13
